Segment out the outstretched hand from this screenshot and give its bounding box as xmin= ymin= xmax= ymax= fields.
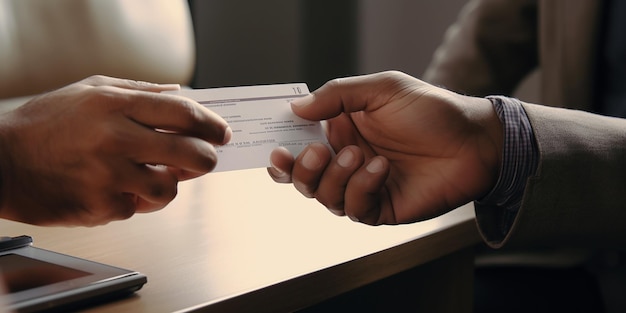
xmin=268 ymin=71 xmax=502 ymax=225
xmin=0 ymin=75 xmax=231 ymax=226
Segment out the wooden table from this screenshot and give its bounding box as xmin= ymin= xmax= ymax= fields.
xmin=0 ymin=168 xmax=481 ymax=312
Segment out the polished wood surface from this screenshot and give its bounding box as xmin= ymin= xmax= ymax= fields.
xmin=0 ymin=168 xmax=480 ymax=312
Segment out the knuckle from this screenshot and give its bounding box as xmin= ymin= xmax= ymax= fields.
xmin=324 ymin=77 xmax=345 ymax=90
xmin=149 ymin=181 xmax=178 ymax=203
xmin=193 ymin=141 xmax=218 ymax=172
xmin=381 ymin=70 xmax=405 ymax=78
xmin=158 ymin=97 xmax=206 ymax=131
xmin=90 ymin=126 xmax=132 ymax=155
xmin=165 ymin=138 xmax=217 ymax=173
xmin=80 ymin=85 xmax=125 ymax=108
xmin=115 ymin=204 xmax=137 ymax=221
xmin=75 ymin=192 xmax=137 ymax=226
xmin=82 ymin=74 xmax=108 ymax=85
xmin=177 ymin=99 xmax=204 ymax=128
xmin=113 ymin=194 xmax=138 ymax=221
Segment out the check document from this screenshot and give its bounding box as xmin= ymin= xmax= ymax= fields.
xmin=166 ymin=84 xmax=329 ymax=172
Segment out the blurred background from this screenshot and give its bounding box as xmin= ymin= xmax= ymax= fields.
xmin=0 ymin=0 xmax=538 ymax=103
xmin=189 ymin=0 xmax=539 ymax=101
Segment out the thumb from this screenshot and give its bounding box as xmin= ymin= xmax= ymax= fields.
xmin=291 ymin=71 xmax=416 ymax=121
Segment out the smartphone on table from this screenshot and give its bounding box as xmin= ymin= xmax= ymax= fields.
xmin=0 ymin=235 xmax=147 ymax=312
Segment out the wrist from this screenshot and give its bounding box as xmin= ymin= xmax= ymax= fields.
xmin=459 ymin=94 xmax=504 ymax=195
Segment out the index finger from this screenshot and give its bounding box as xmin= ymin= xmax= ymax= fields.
xmin=81 ymin=75 xmax=182 ymax=93
xmin=118 ymin=89 xmax=231 ymax=145
xmin=289 ymin=71 xmax=419 ymax=121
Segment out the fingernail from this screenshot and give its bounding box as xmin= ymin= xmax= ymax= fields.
xmin=366 ymin=158 xmax=384 ymax=173
xmin=301 ymin=149 xmax=321 ymax=170
xmin=223 ymin=126 xmax=233 ymax=143
xmin=269 ymin=159 xmax=285 ymax=176
xmin=337 ymin=149 xmax=354 ymax=168
xmin=291 ymin=94 xmax=314 ymax=107
xmin=348 ymin=215 xmax=359 ymax=222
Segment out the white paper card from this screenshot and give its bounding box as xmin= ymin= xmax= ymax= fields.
xmin=165 ymin=84 xmax=329 ymax=172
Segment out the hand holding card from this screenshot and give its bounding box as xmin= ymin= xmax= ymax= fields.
xmin=165 ymin=84 xmax=329 ymax=172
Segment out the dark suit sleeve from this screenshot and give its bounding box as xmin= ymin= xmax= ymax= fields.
xmin=476 ymin=101 xmax=626 ymax=248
